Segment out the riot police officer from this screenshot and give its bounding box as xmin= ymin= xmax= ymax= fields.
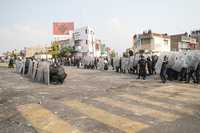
xmin=160 ymin=56 xmax=168 ymax=83
xmin=196 ymin=62 xmax=200 ymax=84
xmin=147 ymin=56 xmax=153 ymax=75
xmin=180 ymin=67 xmax=187 ymax=81
xmin=8 ymin=57 xmax=14 ymax=68
xmin=152 ymin=55 xmax=158 ymax=75
xmin=137 ymin=55 xmax=147 ymax=80
xmin=185 ymin=66 xmax=196 ymax=83
xmin=119 ymin=57 xmax=122 ymax=72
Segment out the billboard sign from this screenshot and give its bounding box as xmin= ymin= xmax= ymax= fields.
xmin=53 ymin=22 xmax=74 ymax=35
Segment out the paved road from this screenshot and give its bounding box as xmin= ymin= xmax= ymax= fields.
xmin=0 ymin=67 xmax=200 ymax=133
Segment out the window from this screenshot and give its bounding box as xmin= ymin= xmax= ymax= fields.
xmin=141 ymin=38 xmax=150 ymax=44
xmin=164 ymin=40 xmax=168 ymax=45
xmin=85 ymin=29 xmax=88 ymax=34
xmin=86 ymin=40 xmax=88 ymax=45
xmin=91 ymin=31 xmax=94 ymax=35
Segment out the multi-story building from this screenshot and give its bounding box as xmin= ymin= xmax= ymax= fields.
xmin=52 ymin=22 xmax=109 ymax=57
xmin=24 ymin=46 xmax=47 ymax=57
xmin=191 ymin=30 xmax=200 ymax=50
xmin=170 ymin=33 xmax=197 ymax=51
xmin=133 ymin=30 xmax=171 ymax=53
xmin=73 ymin=26 xmax=97 ymax=57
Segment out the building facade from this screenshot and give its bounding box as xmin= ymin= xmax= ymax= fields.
xmin=191 ymin=30 xmax=200 ymax=50
xmin=133 ymin=30 xmax=171 ymax=53
xmin=34 ymin=54 xmax=52 ymax=60
xmin=170 ymin=33 xmax=197 ymax=51
xmin=73 ymin=26 xmax=97 ymax=57
xmin=52 ymin=22 xmax=111 ymax=58
xmin=56 ymin=39 xmax=74 ymax=49
xmin=24 ymin=46 xmax=47 ymax=58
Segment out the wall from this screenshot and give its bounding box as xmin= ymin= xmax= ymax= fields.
xmin=171 ymin=34 xmax=197 ymax=51
xmin=134 ymin=34 xmax=170 ymax=52
xmin=25 ymin=47 xmax=47 ymax=57
xmin=170 ymin=35 xmax=180 ymax=51
xmin=153 ymin=36 xmax=170 ymax=52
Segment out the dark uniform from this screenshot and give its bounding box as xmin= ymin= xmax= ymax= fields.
xmin=111 ymin=58 xmax=114 ymax=70
xmin=50 ymin=64 xmax=67 ymax=84
xmin=185 ymin=66 xmax=196 ymax=83
xmin=104 ymin=59 xmax=108 ymax=70
xmin=116 ymin=58 xmax=122 ymax=72
xmin=137 ymin=56 xmax=147 ymax=80
xmin=147 ymin=57 xmax=153 ymax=75
xmin=76 ymin=58 xmax=81 ymax=68
xmin=94 ymin=58 xmax=98 ymax=69
xmin=196 ymin=63 xmax=200 ymax=84
xmin=160 ymin=56 xmax=168 ymax=83
xmin=152 ymin=55 xmax=158 ymax=75
xmin=180 ymin=67 xmax=187 ymax=81
xmin=8 ymin=58 xmax=14 ymax=68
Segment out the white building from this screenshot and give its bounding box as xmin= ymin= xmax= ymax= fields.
xmin=133 ymin=30 xmax=171 ymax=53
xmin=52 ymin=23 xmax=103 ymax=57
xmin=34 ymin=54 xmax=52 ymax=60
xmin=53 ymin=31 xmax=74 ymax=41
xmin=73 ymin=26 xmax=97 ymax=57
xmin=24 ymin=46 xmax=47 ymax=58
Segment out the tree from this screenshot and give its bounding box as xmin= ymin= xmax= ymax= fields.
xmin=50 ymin=42 xmax=60 ymax=58
xmin=59 ymin=47 xmax=74 ymax=57
xmin=100 ymin=44 xmax=107 ymax=56
xmin=110 ymin=50 xmax=117 ymax=58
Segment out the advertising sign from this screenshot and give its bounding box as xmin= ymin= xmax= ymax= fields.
xmin=53 ymin=22 xmax=74 ymax=35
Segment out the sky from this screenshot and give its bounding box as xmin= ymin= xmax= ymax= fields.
xmin=0 ymin=0 xmax=200 ymax=54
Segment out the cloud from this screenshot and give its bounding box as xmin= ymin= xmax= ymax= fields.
xmin=0 ymin=24 xmax=51 ymax=53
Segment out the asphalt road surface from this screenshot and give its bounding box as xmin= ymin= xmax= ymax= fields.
xmin=0 ymin=67 xmax=200 ymax=133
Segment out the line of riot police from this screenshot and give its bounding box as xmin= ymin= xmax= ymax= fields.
xmin=13 ymin=57 xmax=67 ymax=85
xmin=156 ymin=51 xmax=200 ymax=84
xmin=76 ymin=50 xmax=200 ymax=85
xmin=113 ymin=54 xmax=158 ymax=80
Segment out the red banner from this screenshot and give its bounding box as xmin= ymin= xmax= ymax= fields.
xmin=53 ymin=22 xmax=74 ymax=35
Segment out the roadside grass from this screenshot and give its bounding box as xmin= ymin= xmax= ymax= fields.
xmin=0 ymin=62 xmax=9 ymax=68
